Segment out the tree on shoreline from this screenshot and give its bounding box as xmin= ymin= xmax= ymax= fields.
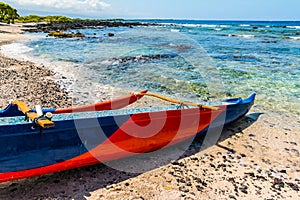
xmin=0 ymin=2 xmax=19 ymax=24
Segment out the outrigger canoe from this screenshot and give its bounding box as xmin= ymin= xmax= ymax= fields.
xmin=0 ymin=92 xmax=255 ymax=183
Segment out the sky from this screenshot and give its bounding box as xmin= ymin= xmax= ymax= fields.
xmin=4 ymin=0 xmax=300 ymax=20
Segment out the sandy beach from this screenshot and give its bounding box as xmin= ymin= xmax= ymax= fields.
xmin=0 ymin=23 xmax=299 ymax=200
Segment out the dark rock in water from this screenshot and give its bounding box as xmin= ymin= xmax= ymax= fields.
xmin=23 ymin=20 xmax=157 ymax=33
xmin=261 ymin=40 xmax=277 ymax=44
xmin=48 ymin=31 xmax=85 ymax=38
xmin=110 ymin=53 xmax=177 ymax=66
xmin=108 ymin=32 xmax=115 ymax=37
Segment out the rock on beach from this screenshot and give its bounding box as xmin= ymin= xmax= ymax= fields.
xmin=0 ymin=55 xmax=72 ymax=109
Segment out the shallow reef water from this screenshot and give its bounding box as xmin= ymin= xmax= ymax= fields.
xmin=2 ymin=20 xmax=299 ymax=116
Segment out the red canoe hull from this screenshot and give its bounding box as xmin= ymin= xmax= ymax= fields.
xmin=0 ymin=106 xmax=224 ymax=183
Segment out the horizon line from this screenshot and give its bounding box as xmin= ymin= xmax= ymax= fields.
xmin=127 ymin=18 xmax=300 ymax=22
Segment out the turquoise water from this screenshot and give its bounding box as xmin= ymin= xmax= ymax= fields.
xmin=3 ymin=20 xmax=300 ymax=116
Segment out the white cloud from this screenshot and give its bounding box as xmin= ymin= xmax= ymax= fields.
xmin=8 ymin=0 xmax=111 ymax=16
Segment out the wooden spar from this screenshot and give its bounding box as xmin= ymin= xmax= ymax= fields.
xmin=137 ymin=92 xmax=219 ymax=110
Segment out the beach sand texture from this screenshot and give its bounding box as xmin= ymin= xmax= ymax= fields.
xmin=0 ymin=24 xmax=299 ymax=200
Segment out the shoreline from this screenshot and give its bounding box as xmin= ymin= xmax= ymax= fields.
xmin=0 ymin=23 xmax=299 ymax=199
xmin=0 ymin=23 xmax=72 ymax=109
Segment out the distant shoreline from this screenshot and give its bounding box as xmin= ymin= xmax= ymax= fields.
xmin=1 ymin=19 xmax=299 ymax=36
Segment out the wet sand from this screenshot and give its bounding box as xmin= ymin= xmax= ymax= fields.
xmin=0 ymin=23 xmax=299 ymax=200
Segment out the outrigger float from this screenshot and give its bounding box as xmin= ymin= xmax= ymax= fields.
xmin=0 ymin=90 xmax=255 ymax=183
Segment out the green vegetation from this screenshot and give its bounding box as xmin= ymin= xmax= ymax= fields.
xmin=16 ymin=15 xmax=73 ymax=23
xmin=0 ymin=1 xmax=73 ymax=23
xmin=0 ymin=2 xmax=19 ymax=24
xmin=0 ymin=2 xmax=127 ymax=24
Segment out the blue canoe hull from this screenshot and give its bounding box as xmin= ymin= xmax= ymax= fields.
xmin=0 ymin=93 xmax=255 ymax=182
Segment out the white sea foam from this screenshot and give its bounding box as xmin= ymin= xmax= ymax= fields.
xmin=170 ymin=29 xmax=180 ymax=32
xmin=238 ymin=34 xmax=255 ymax=38
xmin=239 ymin=24 xmax=251 ymax=27
xmin=287 ymin=26 xmax=300 ymax=29
xmin=180 ymin=23 xmax=201 ymax=27
xmin=288 ymin=36 xmax=300 ymax=41
xmin=167 ymin=23 xmax=229 ymax=29
xmin=214 ymin=28 xmax=222 ymax=31
xmin=0 ymin=42 xmax=34 ymax=61
xmin=224 ymin=34 xmax=255 ymax=38
xmin=200 ymin=24 xmax=218 ymax=28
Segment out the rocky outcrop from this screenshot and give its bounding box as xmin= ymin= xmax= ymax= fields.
xmin=48 ymin=31 xmax=85 ymax=38
xmin=23 ymin=20 xmax=157 ymax=33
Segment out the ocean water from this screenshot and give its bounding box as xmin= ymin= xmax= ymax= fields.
xmin=1 ymin=20 xmax=299 ymax=116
